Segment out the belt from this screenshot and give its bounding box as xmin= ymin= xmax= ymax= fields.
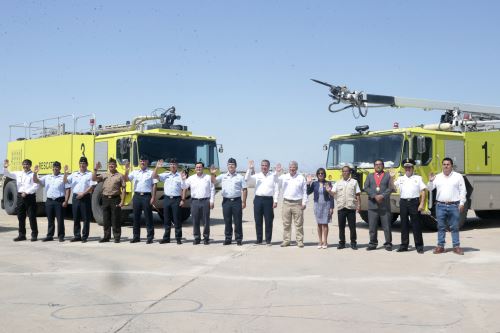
xmin=103 ymin=194 xmax=120 ymax=199
xmin=18 ymin=193 xmax=36 ymax=197
xmin=401 ymin=197 xmax=419 ymax=202
xmin=284 ymin=198 xmax=302 ymax=203
xmin=134 ymin=192 xmax=151 ymax=196
xmin=223 ymin=197 xmax=241 ymax=201
xmin=437 ymin=201 xmax=460 ymax=205
xmin=165 ymin=195 xmax=181 ymax=199
xmin=192 ymin=197 xmax=209 ymax=201
xmin=47 ymin=197 xmax=65 ymax=201
xmin=255 ymin=195 xmax=273 ymax=199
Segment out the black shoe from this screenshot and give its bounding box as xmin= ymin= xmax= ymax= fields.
xmin=351 ymin=243 xmax=358 ymax=250
xmin=396 ymin=247 xmax=408 ymax=252
xmin=366 ymin=245 xmax=377 ymax=251
xmin=99 ymin=238 xmax=110 ymax=243
xmin=417 ymin=248 xmax=424 ymax=254
xmin=176 ymin=239 xmax=182 ymax=245
xmin=13 ymin=236 xmax=27 ymax=242
xmin=114 ymin=239 xmax=120 ymax=243
xmin=81 ymin=239 xmax=88 ymax=243
xmin=337 ymin=243 xmax=346 ymax=250
xmin=70 ymin=237 xmax=82 ymax=242
xmin=42 ymin=237 xmax=54 ymax=242
xmin=31 ymin=237 xmax=38 ymax=242
xmin=237 ymin=241 xmax=242 ymax=246
xmin=159 ymin=239 xmax=170 ymax=244
xmin=130 ymin=238 xmax=140 ymax=243
xmin=255 ymin=240 xmax=263 ymax=245
xmin=203 ymin=239 xmax=209 ymax=245
xmin=193 ymin=239 xmax=201 ymax=245
xmin=385 ymin=245 xmax=392 ymax=251
xmin=58 ymin=238 xmax=65 ymax=242
xmin=223 ymin=240 xmax=231 ymax=245
xmin=146 ymin=239 xmax=154 ymax=244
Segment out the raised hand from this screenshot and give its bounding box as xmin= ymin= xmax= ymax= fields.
xmin=125 ymin=161 xmax=130 ymax=172
xmin=157 ymin=159 xmax=164 ymax=168
xmin=275 ymin=163 xmax=282 ymax=174
xmin=210 ymin=165 xmax=217 ymax=175
xmin=3 ymin=159 xmax=9 ymax=168
xmin=306 ymin=174 xmax=313 ymax=183
xmin=248 ymin=160 xmax=254 ymax=169
xmin=389 ymin=168 xmax=396 ymax=177
xmin=429 ymin=172 xmax=435 ymax=182
xmin=33 ymin=165 xmax=40 ymax=173
xmin=95 ymin=161 xmax=102 ymax=170
xmin=64 ymin=165 xmax=69 ymax=173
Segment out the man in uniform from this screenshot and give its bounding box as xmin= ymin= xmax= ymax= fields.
xmin=33 ymin=161 xmax=69 ymax=242
xmin=211 ymin=158 xmax=248 ymax=246
xmin=153 ymin=158 xmax=183 ymax=245
xmin=3 ymin=159 xmax=39 ymax=241
xmin=64 ymin=156 xmax=95 ymax=243
xmin=245 ymin=160 xmax=279 ymax=246
xmin=93 ymin=158 xmax=126 ymax=243
xmin=124 ymin=156 xmax=157 ymax=244
xmin=181 ymin=161 xmax=214 ymax=245
xmin=364 ymin=159 xmax=394 ymax=251
xmin=277 ymin=161 xmax=308 ymax=248
xmin=393 ymin=158 xmax=426 ymax=254
xmin=331 ymin=165 xmax=361 ymax=250
xmin=428 ymin=157 xmax=467 ymax=255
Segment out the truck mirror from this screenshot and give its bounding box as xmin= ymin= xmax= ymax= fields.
xmin=218 ymin=144 xmax=224 ymax=153
xmin=416 ymin=136 xmax=426 ymax=154
xmin=323 ymin=144 xmax=328 ymax=151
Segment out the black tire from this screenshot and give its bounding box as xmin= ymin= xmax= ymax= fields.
xmin=359 ymin=210 xmax=398 ymax=225
xmin=3 ymin=181 xmax=18 ymax=215
xmin=91 ymin=182 xmax=104 ymax=226
xmin=474 ymin=210 xmax=500 ymax=220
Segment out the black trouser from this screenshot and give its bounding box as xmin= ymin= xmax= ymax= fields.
xmin=368 ymin=207 xmax=392 ymax=246
xmin=191 ymin=198 xmax=210 ymax=241
xmin=72 ymin=193 xmax=91 ymax=240
xmin=132 ymin=193 xmax=154 ymax=240
xmin=399 ymin=198 xmax=424 ymax=249
xmin=17 ymin=193 xmax=38 ymax=238
xmin=163 ymin=196 xmax=182 ymax=240
xmin=102 ymin=195 xmax=122 ymax=240
xmin=253 ymin=195 xmax=274 ymax=243
xmin=222 ymin=197 xmax=243 ymax=241
xmin=46 ymin=197 xmax=65 ymax=239
xmin=338 ymin=208 xmax=357 ymax=244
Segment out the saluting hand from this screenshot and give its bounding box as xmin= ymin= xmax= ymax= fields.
xmin=248 ymin=160 xmax=254 ymax=170
xmin=275 ymin=163 xmax=282 ymax=174
xmin=63 ymin=165 xmax=69 ymax=173
xmin=95 ymin=161 xmax=102 ymax=170
xmin=306 ymin=174 xmax=313 ymax=184
xmin=4 ymin=159 xmax=9 ymax=168
xmin=157 ymin=159 xmax=164 ymax=169
xmin=33 ymin=165 xmax=39 ymax=173
xmin=210 ymin=165 xmax=217 ymax=175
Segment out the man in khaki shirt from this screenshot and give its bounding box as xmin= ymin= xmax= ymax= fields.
xmin=93 ymin=158 xmax=126 ymax=243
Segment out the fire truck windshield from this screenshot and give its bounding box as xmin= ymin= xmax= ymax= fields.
xmin=137 ymin=136 xmax=219 ymax=168
xmin=327 ymin=134 xmax=404 ymax=169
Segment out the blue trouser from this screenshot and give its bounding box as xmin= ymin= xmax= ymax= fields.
xmin=436 ymin=203 xmax=460 ymax=247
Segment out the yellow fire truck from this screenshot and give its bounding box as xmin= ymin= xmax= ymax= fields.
xmin=1 ymin=107 xmax=222 ymax=224
xmin=313 ymin=79 xmax=500 ymax=229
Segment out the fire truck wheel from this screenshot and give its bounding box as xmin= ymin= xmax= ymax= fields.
xmin=91 ymin=183 xmax=105 ymax=226
xmin=3 ymin=181 xmax=18 ymax=215
xmin=358 ymin=211 xmax=398 ymax=226
xmin=475 ymin=210 xmax=500 ymax=220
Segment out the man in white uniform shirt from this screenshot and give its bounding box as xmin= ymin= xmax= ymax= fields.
xmin=181 ymin=161 xmax=215 ymax=245
xmin=277 ymin=161 xmax=308 ymax=248
xmin=428 ymin=157 xmax=467 ymax=255
xmin=245 ymin=159 xmax=279 ymax=246
xmin=34 ymin=161 xmax=70 ymax=242
xmin=4 ymin=159 xmax=39 ymax=241
xmin=393 ymin=158 xmax=426 ymax=254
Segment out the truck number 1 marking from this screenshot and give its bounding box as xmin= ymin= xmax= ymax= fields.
xmin=481 ymin=141 xmax=488 ymax=166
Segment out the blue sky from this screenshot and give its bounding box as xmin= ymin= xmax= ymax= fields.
xmin=2 ymin=1 xmax=500 ymax=173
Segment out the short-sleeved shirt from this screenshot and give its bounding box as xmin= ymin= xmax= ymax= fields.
xmin=394 ymin=174 xmax=426 ymax=199
xmin=67 ymin=170 xmax=95 ymax=194
xmin=101 ymin=171 xmax=125 ymax=196
xmin=39 ymin=173 xmax=67 ymax=199
xmin=158 ymin=171 xmax=182 ymax=196
xmin=128 ymin=169 xmax=156 ymax=193
xmin=215 ymin=172 xmax=247 ymax=198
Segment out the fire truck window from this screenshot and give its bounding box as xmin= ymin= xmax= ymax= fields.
xmin=412 ymin=136 xmax=432 ymax=165
xmin=116 ymin=139 xmax=130 ymax=165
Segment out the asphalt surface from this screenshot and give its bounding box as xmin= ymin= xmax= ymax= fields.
xmin=1 ymin=188 xmax=500 ymax=332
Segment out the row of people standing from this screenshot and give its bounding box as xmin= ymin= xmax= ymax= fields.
xmin=4 ymin=156 xmax=467 ymax=254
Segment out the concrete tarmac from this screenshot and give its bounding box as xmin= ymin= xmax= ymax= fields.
xmin=1 ymin=188 xmax=500 ymax=332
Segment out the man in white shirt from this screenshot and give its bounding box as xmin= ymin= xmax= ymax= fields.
xmin=278 ymin=161 xmax=308 ymax=248
xmin=393 ymin=158 xmax=426 ymax=254
xmin=428 ymin=157 xmax=467 ymax=255
xmin=3 ymin=159 xmax=39 ymax=241
xmin=245 ymin=159 xmax=279 ymax=245
xmin=181 ymin=161 xmax=215 ymax=245
xmin=64 ymin=156 xmax=95 ymax=243
xmin=34 ymin=161 xmax=70 ymax=242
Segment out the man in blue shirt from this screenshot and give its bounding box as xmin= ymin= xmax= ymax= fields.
xmin=34 ymin=161 xmax=70 ymax=242
xmin=212 ymin=158 xmax=248 ymax=246
xmin=154 ymin=158 xmax=184 ymax=244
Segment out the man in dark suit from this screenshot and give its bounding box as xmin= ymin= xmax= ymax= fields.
xmin=363 ymin=159 xmax=393 ymax=251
